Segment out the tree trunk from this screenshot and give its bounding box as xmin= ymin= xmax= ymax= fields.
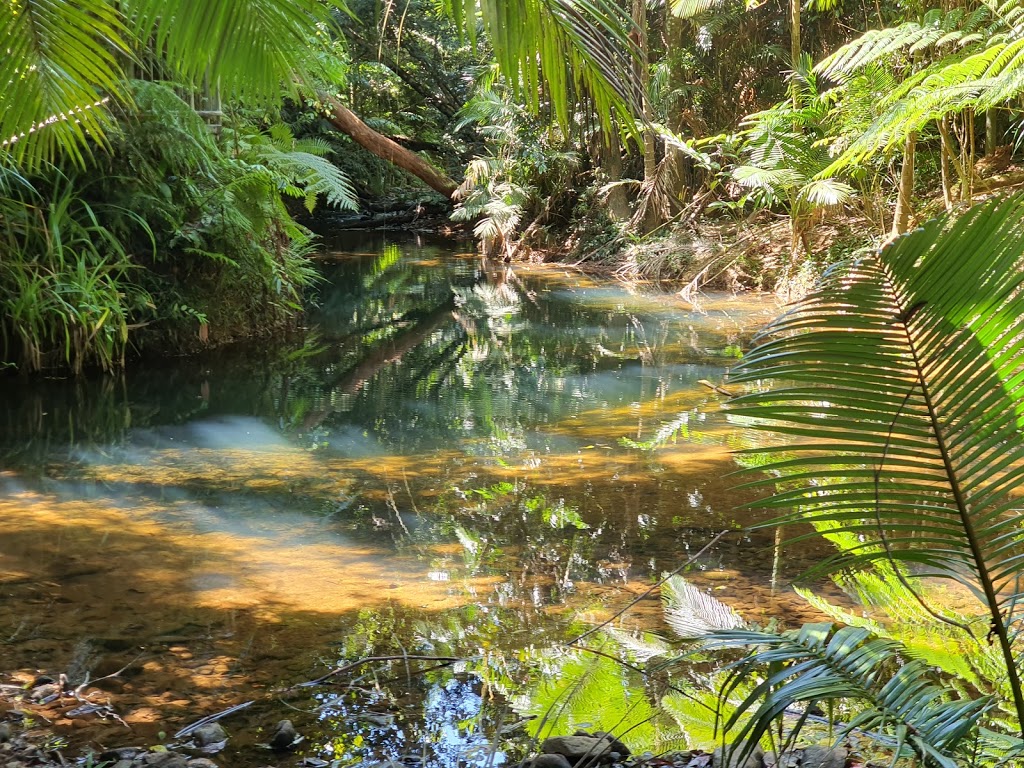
xmin=663 ymin=10 xmax=692 ymax=212
xmin=630 ymin=0 xmax=661 ymax=234
xmin=938 ymin=116 xmax=968 ymax=202
xmin=985 ymin=108 xmax=1004 ymax=155
xmin=323 ymin=97 xmax=458 ymax=199
xmin=790 ymin=0 xmax=801 ymax=108
xmin=603 ymin=128 xmax=631 ymax=221
xmin=891 ymin=131 xmax=916 ymax=238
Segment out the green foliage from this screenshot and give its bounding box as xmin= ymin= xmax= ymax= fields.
xmin=711 ymin=624 xmax=993 ymax=767
xmin=0 ymin=0 xmax=349 ymax=168
xmin=440 ymin=0 xmax=642 ymax=134
xmin=709 ymin=192 xmax=1024 ymax=763
xmin=0 ymin=167 xmax=154 ymax=373
xmin=0 ymin=80 xmax=354 ymax=372
xmin=452 ymin=83 xmax=580 ymax=253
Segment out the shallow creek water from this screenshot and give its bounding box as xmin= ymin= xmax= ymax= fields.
xmin=0 ymin=234 xmax=846 ymax=766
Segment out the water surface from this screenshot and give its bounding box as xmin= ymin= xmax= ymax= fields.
xmin=0 ymin=234 xmax=840 ymax=765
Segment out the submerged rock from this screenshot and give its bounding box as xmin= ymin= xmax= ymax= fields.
xmin=268 ymin=720 xmax=301 ymax=751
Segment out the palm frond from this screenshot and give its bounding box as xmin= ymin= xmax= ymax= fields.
xmin=727 ymin=192 xmax=1024 ymax=728
xmin=469 ymin=0 xmax=643 ymax=132
xmin=1 ymin=0 xmax=129 ymax=167
xmin=662 ymin=576 xmax=745 ymax=639
xmin=127 ymin=0 xmax=348 ymax=100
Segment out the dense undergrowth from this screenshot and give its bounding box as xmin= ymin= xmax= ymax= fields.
xmin=1 ymin=81 xmax=354 ymax=374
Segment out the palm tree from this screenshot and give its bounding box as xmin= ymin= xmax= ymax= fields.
xmin=693 ymin=192 xmax=1024 ymax=764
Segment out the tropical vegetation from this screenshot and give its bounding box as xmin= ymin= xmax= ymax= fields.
xmin=9 ymin=0 xmax=1024 ymax=763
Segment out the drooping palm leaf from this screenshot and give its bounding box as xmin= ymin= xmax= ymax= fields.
xmin=126 ymin=0 xmax=348 ymax=100
xmin=727 ymin=192 xmax=1024 ymax=731
xmin=1 ymin=0 xmax=347 ymax=167
xmin=1 ymin=0 xmax=129 ymax=166
xmin=441 ymin=0 xmax=642 ymax=132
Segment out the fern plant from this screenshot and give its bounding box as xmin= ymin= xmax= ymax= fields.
xmin=702 ymin=192 xmax=1024 ymax=764
xmin=731 ymin=58 xmax=853 ymax=277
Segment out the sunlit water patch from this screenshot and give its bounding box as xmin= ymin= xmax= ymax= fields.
xmin=0 ymin=233 xmax=844 ymax=766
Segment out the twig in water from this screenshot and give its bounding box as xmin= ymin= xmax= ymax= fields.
xmin=174 ymin=701 xmax=255 ymax=739
xmin=566 ymin=529 xmax=731 ymax=646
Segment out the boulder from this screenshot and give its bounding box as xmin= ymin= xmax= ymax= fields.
xmin=800 ymin=745 xmax=846 ymax=768
xmin=190 ymin=724 xmax=228 ymax=754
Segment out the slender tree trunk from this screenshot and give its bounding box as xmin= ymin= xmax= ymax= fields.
xmin=939 ymin=130 xmax=953 ymax=211
xmin=664 ymin=10 xmax=691 ymax=212
xmin=891 ymin=131 xmax=916 ymax=238
xmin=938 ymin=116 xmax=968 ymax=202
xmin=790 ymin=0 xmax=801 ymax=108
xmin=965 ymin=108 xmax=976 ymax=205
xmin=323 ymin=97 xmax=458 ymax=199
xmin=604 ymin=128 xmax=631 ymax=221
xmin=633 ymin=0 xmax=656 ymax=186
xmin=985 ymin=108 xmax=1004 ymax=155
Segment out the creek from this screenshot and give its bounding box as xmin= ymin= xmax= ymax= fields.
xmin=0 ymin=233 xmax=841 ymax=767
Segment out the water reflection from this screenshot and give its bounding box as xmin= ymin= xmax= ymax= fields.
xmin=0 ymin=233 xmax=827 ymax=764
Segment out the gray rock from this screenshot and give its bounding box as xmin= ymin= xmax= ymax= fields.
xmin=527 ymin=755 xmax=572 ymax=768
xmin=192 ymin=724 xmax=227 ymax=747
xmin=268 ymin=720 xmax=301 ymax=751
xmin=0 ymin=725 xmax=10 ymax=743
xmin=100 ymin=748 xmax=142 ymax=763
xmin=540 ymin=735 xmax=618 ymax=764
xmin=712 ymin=742 xmax=764 ymax=768
xmin=186 ymin=759 xmax=220 ymax=768
xmin=112 ymin=760 xmax=134 ymax=768
xmin=799 ymin=745 xmax=846 ymax=768
xmin=141 ymin=751 xmax=181 ymax=766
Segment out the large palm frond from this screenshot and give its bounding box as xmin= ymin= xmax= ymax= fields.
xmin=727 ymin=192 xmax=1024 ymax=730
xmin=126 ymin=0 xmax=347 ymax=99
xmin=1 ymin=0 xmax=347 ymax=167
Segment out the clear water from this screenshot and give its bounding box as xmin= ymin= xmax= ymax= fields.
xmin=0 ymin=233 xmax=840 ymax=766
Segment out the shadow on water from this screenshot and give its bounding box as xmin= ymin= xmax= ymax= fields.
xmin=0 ymin=232 xmax=844 ymax=765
